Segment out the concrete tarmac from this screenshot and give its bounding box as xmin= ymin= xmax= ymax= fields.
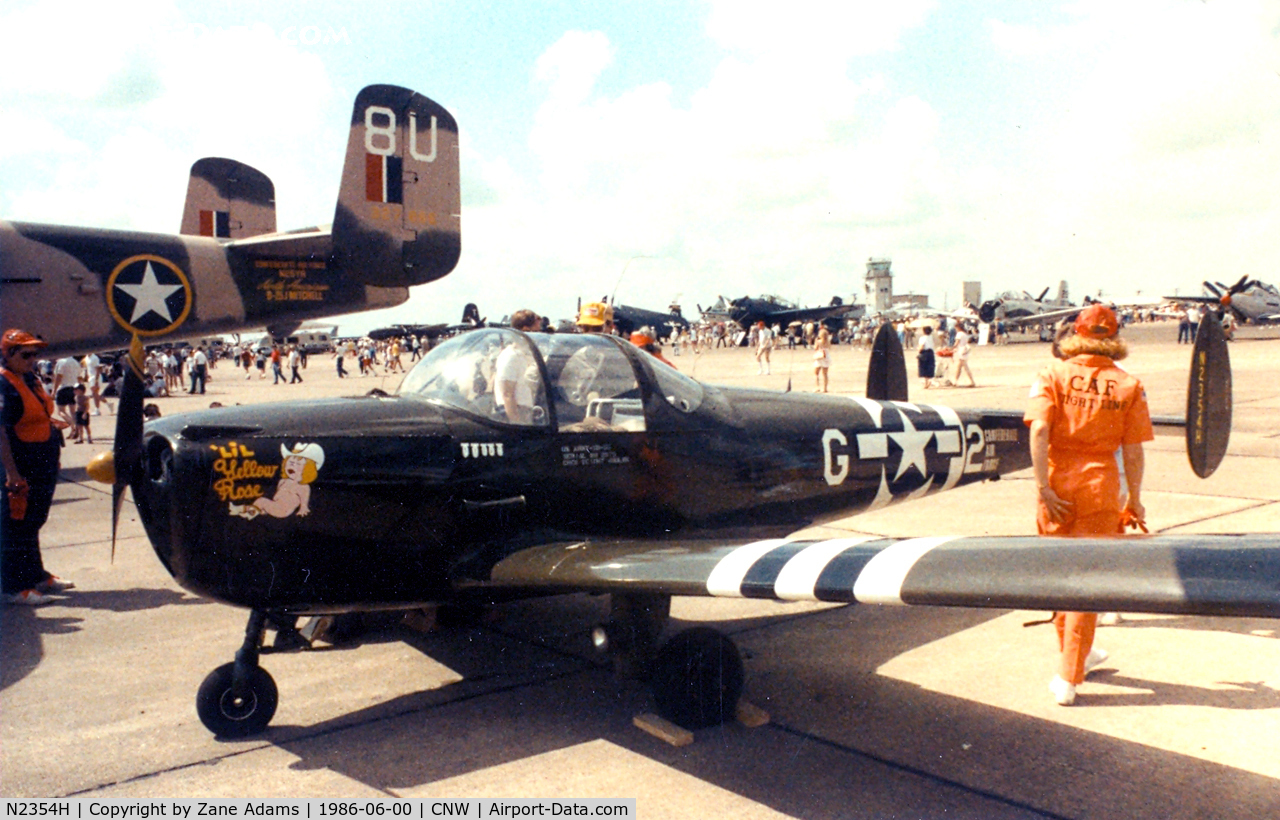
xmin=3 ymin=322 xmax=1278 ymax=818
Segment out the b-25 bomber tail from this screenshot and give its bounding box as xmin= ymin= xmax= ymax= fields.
xmin=332 ymin=84 xmax=461 ymax=290
xmin=1 ymin=83 xmax=461 ymax=357
xmin=179 ymin=158 xmax=278 ymax=240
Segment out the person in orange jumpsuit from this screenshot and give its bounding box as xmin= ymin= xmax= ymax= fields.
xmin=1024 ymin=305 xmax=1153 ymax=705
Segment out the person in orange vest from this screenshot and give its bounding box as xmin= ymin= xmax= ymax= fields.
xmin=1 ymin=329 xmax=74 ymax=605
xmin=1024 ymin=305 xmax=1153 ymax=704
xmin=629 ymin=328 xmax=676 ymax=368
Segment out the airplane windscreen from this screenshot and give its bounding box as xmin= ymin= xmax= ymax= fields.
xmin=646 ymin=357 xmax=704 ymax=413
xmin=398 ymin=329 xmax=549 ymax=426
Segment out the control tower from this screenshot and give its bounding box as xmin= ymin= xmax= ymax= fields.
xmin=865 ymin=258 xmax=893 ymax=313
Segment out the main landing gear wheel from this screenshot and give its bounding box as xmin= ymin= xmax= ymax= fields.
xmin=196 ymin=662 xmax=278 ymax=738
xmin=650 ymin=627 xmax=744 ymax=730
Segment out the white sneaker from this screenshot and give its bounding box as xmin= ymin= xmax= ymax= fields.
xmin=35 ymin=575 xmax=75 ymax=594
xmin=1084 ymin=647 xmax=1109 ymax=676
xmin=1049 ymin=675 xmax=1076 ymax=706
xmin=4 ymin=589 xmax=54 ymax=606
xmin=1099 ymin=612 xmax=1124 ymax=625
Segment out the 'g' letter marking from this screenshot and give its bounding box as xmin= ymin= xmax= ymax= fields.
xmin=823 ymin=428 xmax=849 ymax=486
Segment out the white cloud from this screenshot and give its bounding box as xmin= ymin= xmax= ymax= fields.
xmin=0 ymin=0 xmax=177 ymax=102
xmin=432 ymin=12 xmax=958 ymax=322
xmin=13 ymin=0 xmax=1279 ymax=330
xmin=957 ymin=0 xmax=1280 ymax=298
xmin=0 ymin=0 xmax=339 ymax=231
xmin=706 ymin=0 xmax=936 ymax=59
xmin=533 ymin=29 xmax=615 ymax=106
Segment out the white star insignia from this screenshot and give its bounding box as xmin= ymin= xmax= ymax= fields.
xmin=888 ymin=409 xmax=933 ymax=481
xmin=115 ymin=261 xmax=183 ymax=325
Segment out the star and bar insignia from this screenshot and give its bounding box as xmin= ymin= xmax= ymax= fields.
xmin=106 ymin=255 xmax=193 ymax=336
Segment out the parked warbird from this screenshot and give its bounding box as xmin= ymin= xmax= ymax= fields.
xmin=53 ymin=83 xmax=1266 ymax=740
xmin=98 ymin=314 xmax=1271 ymax=737
xmin=1166 ymin=275 xmax=1280 ymax=325
xmin=1 ymin=83 xmax=461 ymax=357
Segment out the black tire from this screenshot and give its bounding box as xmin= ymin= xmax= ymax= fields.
xmin=650 ymin=627 xmax=744 ymax=730
xmin=196 ymin=662 xmax=278 ymax=738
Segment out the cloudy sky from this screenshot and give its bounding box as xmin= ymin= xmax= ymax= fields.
xmin=3 ymin=0 xmax=1278 ymax=333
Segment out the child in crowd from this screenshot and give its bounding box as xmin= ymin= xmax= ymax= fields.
xmin=72 ymin=383 xmax=92 ymax=444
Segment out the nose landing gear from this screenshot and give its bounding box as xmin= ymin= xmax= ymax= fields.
xmin=196 ymin=610 xmax=279 ymax=738
xmin=194 ymin=597 xmax=747 ymax=738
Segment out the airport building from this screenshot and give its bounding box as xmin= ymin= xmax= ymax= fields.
xmin=865 ymin=258 xmax=894 ymax=312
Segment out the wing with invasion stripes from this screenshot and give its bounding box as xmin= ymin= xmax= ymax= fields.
xmin=482 ymin=534 xmax=1280 ymax=618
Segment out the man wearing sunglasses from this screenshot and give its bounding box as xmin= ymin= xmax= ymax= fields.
xmin=1 ymin=329 xmax=73 ymax=605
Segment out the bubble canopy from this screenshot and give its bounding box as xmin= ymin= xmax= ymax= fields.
xmin=398 ymin=329 xmax=704 ymax=430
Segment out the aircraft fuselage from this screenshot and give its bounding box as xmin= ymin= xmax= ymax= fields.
xmin=133 ymin=331 xmax=1030 ymax=613
xmin=1 ymin=219 xmax=407 ymax=357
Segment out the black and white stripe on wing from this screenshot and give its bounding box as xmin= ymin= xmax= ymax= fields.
xmin=703 ymin=534 xmax=1280 ymax=617
xmin=707 ymin=536 xmax=959 ymax=604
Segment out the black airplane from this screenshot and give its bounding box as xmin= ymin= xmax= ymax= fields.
xmin=106 ymin=314 xmax=1267 ymax=738
xmin=609 ymin=301 xmax=691 ymax=341
xmin=59 ymin=81 xmax=1261 ymax=739
xmin=366 ymin=303 xmax=487 ymax=342
xmin=726 ymin=295 xmax=861 ymax=339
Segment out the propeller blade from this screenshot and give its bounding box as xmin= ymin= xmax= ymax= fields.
xmin=110 ymin=336 xmax=146 ymax=561
xmin=1230 ymin=274 xmax=1249 ymax=294
xmin=1203 ymin=281 xmax=1223 ymax=297
xmin=1186 ymin=314 xmax=1231 ymax=478
xmin=110 ymin=478 xmax=127 ymax=564
xmin=866 ymin=322 xmax=908 ymax=402
xmin=1036 ymin=287 xmax=1050 ymax=302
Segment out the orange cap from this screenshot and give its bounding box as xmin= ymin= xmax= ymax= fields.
xmin=1073 ymin=304 xmax=1119 ymax=339
xmin=630 ymin=331 xmax=655 ymax=347
xmin=1 ymin=329 xmax=48 ymax=353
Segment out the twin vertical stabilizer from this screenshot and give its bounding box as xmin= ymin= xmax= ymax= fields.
xmin=333 ymin=84 xmax=461 ymax=288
